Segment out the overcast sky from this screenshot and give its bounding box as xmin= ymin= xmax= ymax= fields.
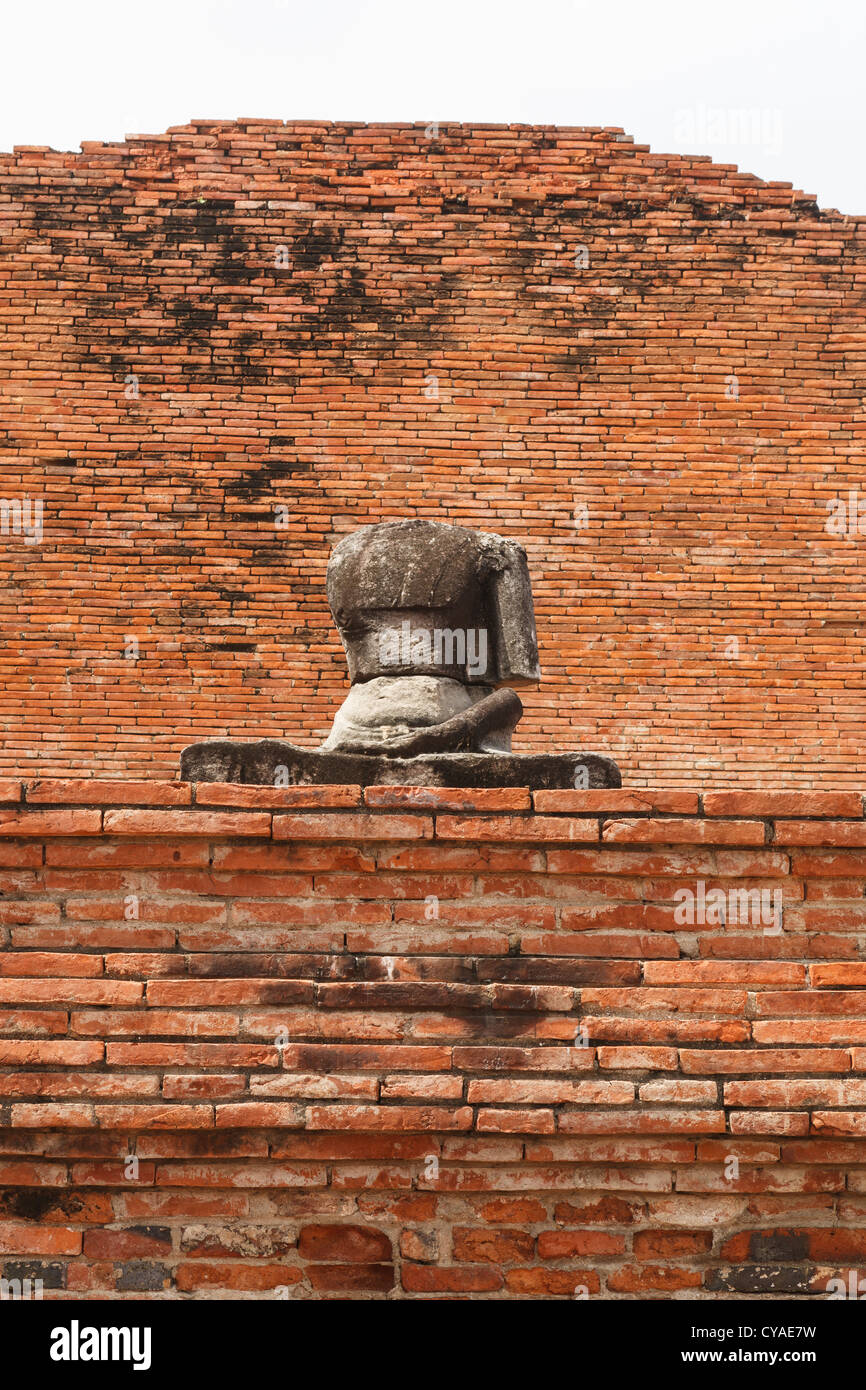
xmin=2 ymin=0 xmax=863 ymax=213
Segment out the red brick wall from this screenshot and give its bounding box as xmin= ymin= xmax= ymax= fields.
xmin=1 ymin=122 xmax=864 ymax=786
xmin=3 ymin=782 xmax=866 ymax=1299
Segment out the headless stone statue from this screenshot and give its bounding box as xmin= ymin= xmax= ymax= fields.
xmin=181 ymin=519 xmax=620 ymax=788
xmin=322 ymin=520 xmax=537 ymax=755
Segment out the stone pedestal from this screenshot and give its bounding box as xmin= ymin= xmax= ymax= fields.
xmin=180 ymin=740 xmax=621 ymax=790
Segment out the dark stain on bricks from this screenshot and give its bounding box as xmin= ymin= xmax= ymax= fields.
xmin=0 ymin=1189 xmax=86 ymax=1221
xmin=131 ymin=1226 xmax=172 ymax=1247
xmin=257 ymin=981 xmax=315 ymax=1006
xmin=223 ymin=458 xmax=313 ymax=502
xmin=749 ymin=1231 xmax=810 ymax=1263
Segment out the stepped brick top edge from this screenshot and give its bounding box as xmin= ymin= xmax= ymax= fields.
xmin=0 ymin=779 xmax=862 ymax=819
xmin=0 ymin=119 xmax=841 ymax=214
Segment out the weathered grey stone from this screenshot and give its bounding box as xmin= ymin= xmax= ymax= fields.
xmin=180 ymin=518 xmax=621 ymax=787
xmin=322 ymin=679 xmax=522 ymax=755
xmin=323 ymin=519 xmax=539 ymax=753
xmin=180 ymin=741 xmax=621 ymax=790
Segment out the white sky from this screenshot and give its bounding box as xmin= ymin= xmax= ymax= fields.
xmin=2 ymin=0 xmax=863 ymax=213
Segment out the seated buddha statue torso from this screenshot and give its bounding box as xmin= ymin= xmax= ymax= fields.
xmin=321 ymin=519 xmax=540 ymax=755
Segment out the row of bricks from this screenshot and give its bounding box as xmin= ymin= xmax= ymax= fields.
xmin=10 ymin=1222 xmax=866 ymax=1270
xmin=0 ymin=965 xmax=827 ymax=997
xmin=1 ymin=1173 xmax=861 ymax=1217
xmin=6 ymin=1260 xmax=859 ymax=1298
xmin=1 ymin=1156 xmax=865 ymax=1194
xmin=8 ymin=1075 xmax=866 ymax=1109
xmin=8 ymin=1217 xmax=866 ymax=1262
xmin=4 ymin=1191 xmax=862 ymax=1229
xmin=5 ymin=1006 xmax=866 ymax=1043
xmin=7 ymin=1227 xmax=866 ymax=1272
xmin=4 ymin=955 xmax=864 ymax=986
xmin=10 ymin=1265 xmax=866 ymax=1298
xmin=7 ymin=999 xmax=866 ymax=1036
xmin=0 ymin=969 xmax=864 ymax=1004
xmin=3 ymin=883 xmax=863 ymax=910
xmin=0 ymin=888 xmax=821 ymax=912
xmin=5 ymin=1038 xmax=864 ymax=1069
xmin=11 ymin=934 xmax=860 ymax=963
xmin=4 ymin=977 xmax=866 ymax=1027
xmin=9 ymin=1011 xmax=866 ymax=1049
xmin=8 ymin=979 xmax=866 ymax=1010
xmin=0 ymin=879 xmax=857 ymax=904
xmin=10 ymin=1131 xmax=866 ymax=1164
xmin=6 ymin=928 xmax=866 ymax=961
xmin=1 ymin=781 xmax=866 ymax=817
xmin=7 ymin=808 xmax=866 ymax=844
xmin=7 ymin=1039 xmax=866 ymax=1106
xmin=0 ymin=771 xmax=858 ymax=794
xmin=0 ymin=1121 xmax=854 ymax=1151
xmin=0 ymin=122 xmax=801 ymax=152
xmin=17 ymin=1265 xmax=866 ymax=1298
xmin=0 ymin=1223 xmax=830 ymax=1262
xmin=12 ymin=1065 xmax=866 ymax=1108
xmin=6 ymin=1105 xmax=866 ymax=1134
xmin=12 ymin=1222 xmax=770 ymax=1262
xmin=6 ymin=936 xmax=865 ymax=967
xmin=5 ymin=843 xmax=865 ymax=873
xmin=5 ymin=1097 xmax=866 ymax=1134
xmin=5 ymin=906 xmax=866 ymax=937
xmin=0 ymin=1106 xmax=852 ymax=1134
xmin=0 ymin=175 xmax=810 ymax=208
xmin=0 ymin=849 xmax=861 ymax=879
xmin=5 ymin=828 xmax=866 ymax=872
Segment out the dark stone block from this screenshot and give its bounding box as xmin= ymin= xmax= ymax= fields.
xmin=2 ymin=1260 xmax=66 ymax=1290
xmin=706 ymin=1266 xmax=815 ymax=1295
xmin=115 ymin=1261 xmax=169 ymax=1292
xmin=180 ymin=741 xmax=621 ymax=790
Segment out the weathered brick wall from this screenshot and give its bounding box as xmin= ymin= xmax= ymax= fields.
xmin=1 ymin=122 xmax=864 ymax=786
xmin=2 ymin=781 xmax=866 ymax=1299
